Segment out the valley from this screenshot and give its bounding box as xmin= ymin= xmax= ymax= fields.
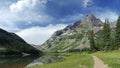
xmin=1 ymin=0 xmax=120 ymax=68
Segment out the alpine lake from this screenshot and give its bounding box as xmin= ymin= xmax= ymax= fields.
xmin=0 ymin=53 xmax=66 ymax=68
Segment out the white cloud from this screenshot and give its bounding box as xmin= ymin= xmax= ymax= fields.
xmin=9 ymin=0 xmax=51 ymax=23
xmin=0 ymin=0 xmax=54 ymax=32
xmin=82 ymin=0 xmax=93 ymax=8
xmin=10 ymin=0 xmax=47 ymax=13
xmin=95 ymin=10 xmax=119 ymax=22
xmin=0 ymin=9 xmax=20 ymax=32
xmin=16 ymin=24 xmax=67 ymax=45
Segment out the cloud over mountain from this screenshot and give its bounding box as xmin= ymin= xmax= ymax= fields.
xmin=16 ymin=24 xmax=67 ymax=45
xmin=0 ymin=0 xmax=120 ymax=45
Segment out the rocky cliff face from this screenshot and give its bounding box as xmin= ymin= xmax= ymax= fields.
xmin=39 ymin=14 xmax=103 ymax=52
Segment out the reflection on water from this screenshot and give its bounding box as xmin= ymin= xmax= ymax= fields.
xmin=0 ymin=54 xmax=65 ymax=68
xmin=0 ymin=55 xmax=38 ymax=68
xmin=27 ymin=55 xmax=65 ymax=67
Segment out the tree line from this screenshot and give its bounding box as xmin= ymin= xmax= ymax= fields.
xmin=90 ymin=16 xmax=120 ymax=51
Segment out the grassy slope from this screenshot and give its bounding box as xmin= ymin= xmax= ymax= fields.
xmin=49 ymin=34 xmax=83 ymax=52
xmin=28 ymin=53 xmax=93 ymax=68
xmin=93 ymin=51 xmax=120 ymax=68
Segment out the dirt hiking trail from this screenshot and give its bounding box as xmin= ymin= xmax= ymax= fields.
xmin=93 ymin=56 xmax=108 ymax=68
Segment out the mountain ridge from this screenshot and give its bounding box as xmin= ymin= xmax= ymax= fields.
xmin=39 ymin=14 xmax=103 ymax=52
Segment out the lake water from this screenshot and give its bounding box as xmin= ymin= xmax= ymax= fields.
xmin=0 ymin=55 xmax=65 ymax=68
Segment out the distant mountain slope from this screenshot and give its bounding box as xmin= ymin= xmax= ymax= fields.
xmin=0 ymin=28 xmax=41 ymax=55
xmin=39 ymin=14 xmax=103 ymax=52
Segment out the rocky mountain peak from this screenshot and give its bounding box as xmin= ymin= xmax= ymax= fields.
xmin=51 ymin=14 xmax=103 ymax=37
xmin=81 ymin=14 xmax=103 ymax=27
xmin=86 ymin=14 xmax=95 ymax=18
xmin=85 ymin=13 xmax=99 ymax=21
xmin=39 ymin=14 xmax=104 ymax=52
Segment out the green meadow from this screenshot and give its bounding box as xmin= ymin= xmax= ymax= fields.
xmin=93 ymin=51 xmax=120 ymax=68
xmin=27 ymin=51 xmax=120 ymax=68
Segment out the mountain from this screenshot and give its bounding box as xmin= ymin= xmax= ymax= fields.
xmin=39 ymin=14 xmax=103 ymax=52
xmin=0 ymin=28 xmax=41 ymax=56
xmin=30 ymin=44 xmax=39 ymax=48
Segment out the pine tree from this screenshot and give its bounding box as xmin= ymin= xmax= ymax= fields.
xmin=102 ymin=19 xmax=111 ymax=51
xmin=89 ymin=30 xmax=96 ymax=51
xmin=115 ymin=16 xmax=120 ymax=50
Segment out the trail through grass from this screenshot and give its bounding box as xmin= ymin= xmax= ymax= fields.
xmin=93 ymin=55 xmax=108 ymax=68
xmin=93 ymin=51 xmax=120 ymax=68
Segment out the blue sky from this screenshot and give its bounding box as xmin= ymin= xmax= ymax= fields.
xmin=0 ymin=0 xmax=119 ymax=45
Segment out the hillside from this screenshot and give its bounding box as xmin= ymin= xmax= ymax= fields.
xmin=0 ymin=28 xmax=41 ymax=56
xmin=39 ymin=14 xmax=103 ymax=52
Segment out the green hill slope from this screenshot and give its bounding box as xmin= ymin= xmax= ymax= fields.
xmin=0 ymin=28 xmax=41 ymax=56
